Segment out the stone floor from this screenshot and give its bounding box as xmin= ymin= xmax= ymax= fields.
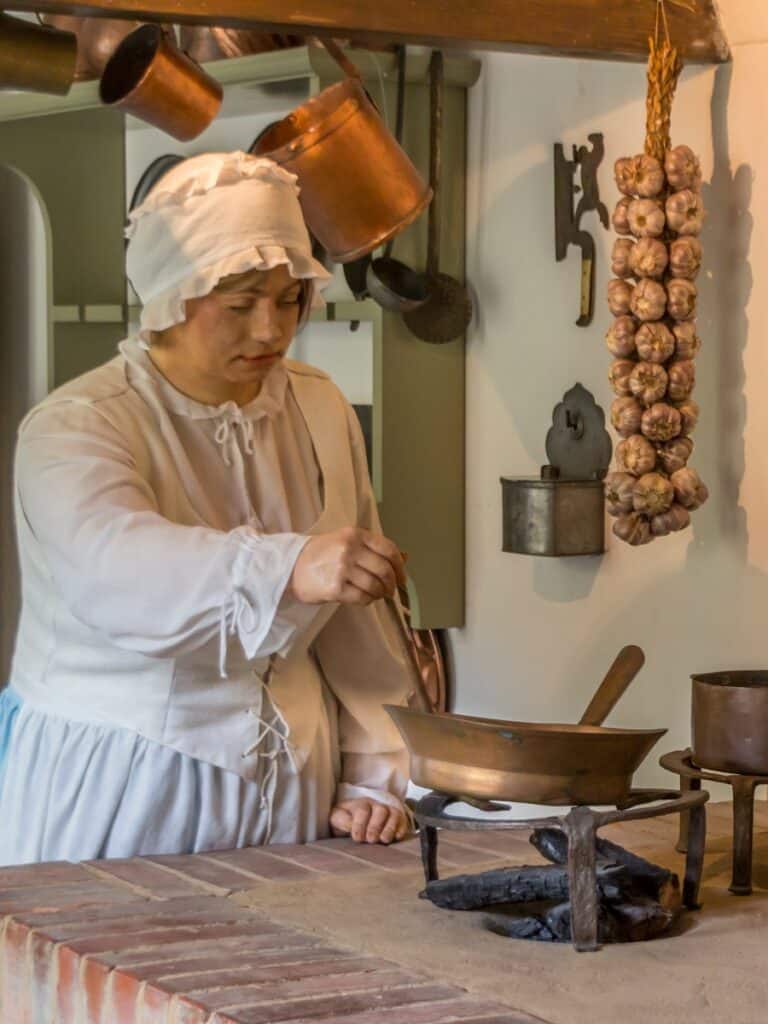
xmin=1 ymin=800 xmax=767 ymax=1024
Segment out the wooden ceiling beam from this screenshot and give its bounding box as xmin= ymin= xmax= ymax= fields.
xmin=4 ymin=0 xmax=730 ymax=64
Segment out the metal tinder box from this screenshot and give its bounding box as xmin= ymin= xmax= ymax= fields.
xmin=500 ymin=383 xmax=611 ymax=557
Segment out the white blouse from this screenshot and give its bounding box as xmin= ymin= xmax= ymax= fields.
xmin=8 ymin=337 xmax=411 ymax=821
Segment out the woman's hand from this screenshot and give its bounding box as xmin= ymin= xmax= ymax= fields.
xmin=329 ymin=798 xmax=409 ymax=844
xmin=289 ymin=527 xmax=407 ymax=606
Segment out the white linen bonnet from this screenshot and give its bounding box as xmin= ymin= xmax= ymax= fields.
xmin=125 ymin=150 xmax=332 ymax=343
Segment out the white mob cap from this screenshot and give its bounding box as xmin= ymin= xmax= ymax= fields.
xmin=125 ymin=150 xmax=332 ymax=343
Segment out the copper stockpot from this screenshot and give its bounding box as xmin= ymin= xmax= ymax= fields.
xmin=692 ymin=671 xmax=768 ymax=774
xmin=251 ymin=40 xmax=431 ymax=264
xmin=99 ymin=24 xmax=222 ymax=141
xmin=385 ymin=707 xmax=665 ymax=806
xmin=0 ymin=13 xmax=77 ymax=95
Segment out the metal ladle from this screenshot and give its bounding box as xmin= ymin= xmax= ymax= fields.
xmin=403 ymin=50 xmax=473 ymax=344
xmin=365 ymin=45 xmax=429 ymax=313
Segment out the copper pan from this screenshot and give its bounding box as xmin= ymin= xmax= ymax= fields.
xmin=0 ymin=13 xmax=77 ymax=95
xmin=99 ymin=24 xmax=222 ymax=141
xmin=386 ymin=645 xmax=665 ymax=806
xmin=251 ymin=38 xmax=431 ymax=264
xmin=180 ymin=27 xmax=303 ymax=63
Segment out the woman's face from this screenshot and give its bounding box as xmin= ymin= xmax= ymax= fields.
xmin=157 ymin=264 xmax=304 ymax=388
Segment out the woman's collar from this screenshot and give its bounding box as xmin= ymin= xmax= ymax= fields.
xmin=119 ymin=335 xmax=289 ymax=422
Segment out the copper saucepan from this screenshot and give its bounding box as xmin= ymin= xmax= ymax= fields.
xmin=99 ymin=24 xmax=223 ymax=141
xmin=0 ymin=13 xmax=77 ymax=95
xmin=251 ymin=38 xmax=432 ymax=264
xmin=386 ymin=645 xmax=666 ymax=806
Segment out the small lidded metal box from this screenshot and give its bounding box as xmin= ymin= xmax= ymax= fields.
xmin=500 ymin=383 xmax=611 ymax=557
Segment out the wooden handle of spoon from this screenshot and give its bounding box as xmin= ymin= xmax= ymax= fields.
xmin=579 ymin=645 xmax=646 ymax=727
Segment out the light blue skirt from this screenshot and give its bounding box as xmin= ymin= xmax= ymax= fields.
xmin=0 ymin=686 xmax=335 ymax=866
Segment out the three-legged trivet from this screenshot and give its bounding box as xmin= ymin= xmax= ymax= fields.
xmin=661 ymin=748 xmax=768 ymax=895
xmin=413 ymin=788 xmax=708 ymax=952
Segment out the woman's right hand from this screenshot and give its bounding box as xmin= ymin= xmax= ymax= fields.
xmin=288 ymin=527 xmax=407 ymax=606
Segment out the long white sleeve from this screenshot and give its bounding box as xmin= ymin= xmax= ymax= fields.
xmin=15 ymin=402 xmax=309 ymax=666
xmin=312 ymin=402 xmax=413 ymax=809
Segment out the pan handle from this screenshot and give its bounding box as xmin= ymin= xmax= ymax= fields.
xmin=425 ymin=49 xmax=443 ymax=280
xmin=312 ymin=36 xmax=363 ymax=82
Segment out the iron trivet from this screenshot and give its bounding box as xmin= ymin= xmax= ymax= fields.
xmin=661 ymin=748 xmax=768 ymax=896
xmin=413 ymin=788 xmax=708 ymax=952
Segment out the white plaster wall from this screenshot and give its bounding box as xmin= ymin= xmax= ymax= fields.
xmin=452 ymin=30 xmax=767 ymax=788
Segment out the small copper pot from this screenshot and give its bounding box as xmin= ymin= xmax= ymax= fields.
xmin=692 ymin=671 xmax=768 ymax=774
xmin=0 ymin=13 xmax=77 ymax=95
xmin=99 ymin=24 xmax=222 ymax=141
xmin=180 ymin=26 xmax=302 ymax=63
xmin=252 ymin=40 xmax=431 ymax=264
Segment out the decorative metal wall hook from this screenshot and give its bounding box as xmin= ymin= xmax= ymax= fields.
xmin=554 ymin=132 xmax=609 ymax=327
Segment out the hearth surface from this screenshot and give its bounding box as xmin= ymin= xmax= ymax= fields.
xmin=2 ymin=802 xmax=767 ymax=1024
xmin=233 ymin=803 xmax=768 ymax=1024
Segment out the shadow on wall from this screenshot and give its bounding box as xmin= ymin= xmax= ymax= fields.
xmin=0 ymin=164 xmax=51 ymax=680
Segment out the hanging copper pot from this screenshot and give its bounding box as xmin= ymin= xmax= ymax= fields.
xmin=40 ymin=14 xmax=92 ymax=81
xmin=0 ymin=13 xmax=77 ymax=95
xmin=251 ymin=39 xmax=431 ymax=264
xmin=100 ymin=24 xmax=223 ymax=141
xmin=179 ymin=26 xmax=303 ymax=63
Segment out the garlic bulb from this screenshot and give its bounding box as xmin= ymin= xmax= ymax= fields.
xmin=669 ymin=237 xmax=702 ymax=280
xmin=606 ymin=315 xmax=638 ymax=358
xmin=666 ymin=190 xmax=705 ymax=236
xmin=616 ymin=434 xmax=657 ymax=476
xmin=641 ymin=402 xmax=682 ymax=442
xmin=667 ymin=359 xmax=696 ymax=402
xmin=658 ymin=436 xmax=693 ymax=475
xmin=676 ymin=397 xmax=700 ymax=436
xmin=628 ymin=198 xmax=665 ymax=238
xmin=651 ymin=503 xmax=691 ymax=536
xmin=630 ymin=279 xmax=667 ymax=322
xmin=672 ymin=321 xmax=701 ymax=360
xmin=633 ymin=472 xmax=674 ymax=517
xmin=635 ymin=321 xmax=674 ymax=364
xmin=608 ymin=358 xmax=636 ymax=397
xmin=629 ymin=237 xmax=668 ymax=280
xmin=611 ymin=397 xmax=643 ymax=438
xmin=671 ymin=467 xmax=708 ymax=509
xmin=664 ymin=145 xmax=702 ymax=192
xmin=614 ymin=156 xmax=639 ymax=197
xmin=604 ymin=471 xmax=636 ymax=516
xmin=612 ymin=513 xmax=653 ymax=546
xmin=667 ymin=278 xmax=697 ymax=322
xmin=611 ymin=237 xmax=635 ymax=279
xmin=612 ymin=196 xmax=634 ymax=236
xmin=630 ymin=362 xmax=668 ymax=405
xmin=607 ymin=278 xmax=634 ymax=316
xmin=634 ymin=154 xmax=665 ymax=198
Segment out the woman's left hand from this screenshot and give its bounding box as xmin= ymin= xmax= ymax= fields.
xmin=329 ymin=798 xmax=409 ymax=845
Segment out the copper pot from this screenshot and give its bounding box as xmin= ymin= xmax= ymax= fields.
xmin=692 ymin=671 xmax=768 ymax=774
xmin=251 ymin=40 xmax=431 ymax=264
xmin=99 ymin=24 xmax=222 ymax=141
xmin=180 ymin=27 xmax=302 ymax=63
xmin=386 ymin=707 xmax=665 ymax=806
xmin=0 ymin=13 xmax=77 ymax=95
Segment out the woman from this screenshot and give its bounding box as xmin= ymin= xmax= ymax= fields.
xmin=0 ymin=152 xmax=414 ymax=865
